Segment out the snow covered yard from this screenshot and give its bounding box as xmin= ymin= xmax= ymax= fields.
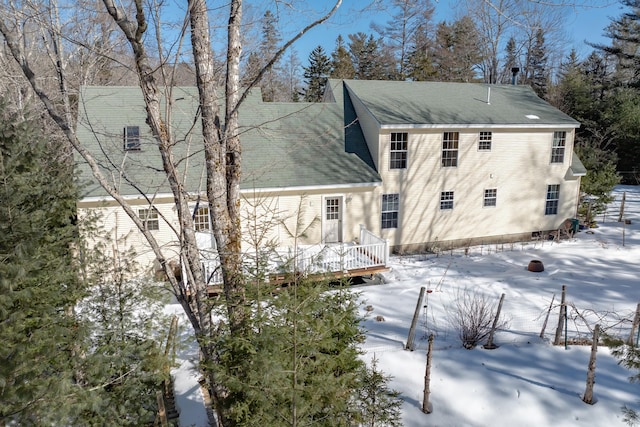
xmin=359 ymin=185 xmax=640 ymax=426
xmin=167 ymin=185 xmax=640 ymax=426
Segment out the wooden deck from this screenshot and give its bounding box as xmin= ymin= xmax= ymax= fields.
xmin=191 ymin=226 xmax=389 ymax=293
xmin=204 ymin=264 xmax=390 ymax=297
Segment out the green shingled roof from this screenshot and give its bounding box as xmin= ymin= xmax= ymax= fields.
xmin=341 ymin=79 xmax=580 ymax=128
xmin=76 ymin=85 xmax=381 ymax=199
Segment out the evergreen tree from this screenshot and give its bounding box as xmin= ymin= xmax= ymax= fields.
xmin=524 ymin=28 xmax=549 ymax=98
xmin=605 ymin=336 xmax=640 ymax=425
xmin=555 ymin=50 xmax=621 ymax=220
xmin=597 ymin=0 xmax=640 ymax=86
xmin=0 ymin=102 xmax=84 ymax=423
xmin=241 ymin=52 xmax=262 ymax=88
xmin=303 ymin=45 xmax=331 ymax=102
xmin=0 ymin=102 xmax=171 ymax=426
xmin=432 ymin=16 xmax=482 ymax=82
xmin=212 ymin=279 xmax=386 ymax=426
xmin=76 ymin=235 xmax=171 ymax=426
xmin=258 ymin=10 xmax=288 ymax=101
xmin=356 ymin=357 xmax=403 ymax=427
xmin=500 ymin=37 xmax=520 ymax=84
xmin=405 ymin=20 xmax=437 ymax=81
xmin=371 ymin=0 xmax=435 ymax=80
xmin=330 ymin=35 xmax=356 ymax=79
xmin=348 ymin=32 xmax=392 ymax=80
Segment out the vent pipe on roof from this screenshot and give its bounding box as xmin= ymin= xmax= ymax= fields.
xmin=511 ymin=67 xmax=520 ymax=85
xmin=486 ymin=86 xmax=491 ymax=105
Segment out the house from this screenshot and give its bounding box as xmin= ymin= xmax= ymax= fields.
xmin=75 ymin=79 xmax=583 ymax=280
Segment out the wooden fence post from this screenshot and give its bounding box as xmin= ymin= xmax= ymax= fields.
xmin=618 ymin=192 xmax=626 ymax=222
xmin=582 ymin=324 xmax=600 ymax=405
xmin=627 ymin=303 xmax=640 ymax=346
xmin=484 ymin=293 xmax=505 ymax=349
xmin=540 ymin=294 xmax=555 ymax=339
xmin=406 ymin=287 xmax=426 ymax=351
xmin=422 ymin=334 xmax=435 ymax=414
xmin=554 ymin=285 xmax=567 ymax=346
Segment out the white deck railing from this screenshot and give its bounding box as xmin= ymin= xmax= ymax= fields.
xmin=191 ymin=227 xmax=388 ymax=286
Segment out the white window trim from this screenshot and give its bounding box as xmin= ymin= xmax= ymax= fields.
xmin=389 ymin=132 xmax=408 ymax=170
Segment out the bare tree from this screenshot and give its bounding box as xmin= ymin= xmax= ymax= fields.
xmin=0 ymin=0 xmax=343 ymax=424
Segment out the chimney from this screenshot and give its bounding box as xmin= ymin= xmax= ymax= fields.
xmin=511 ymin=67 xmax=520 ymax=85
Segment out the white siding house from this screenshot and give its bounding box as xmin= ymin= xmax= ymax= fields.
xmin=76 ymin=80 xmax=583 ymax=278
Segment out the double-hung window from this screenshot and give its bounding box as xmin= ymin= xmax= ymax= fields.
xmin=545 ymin=185 xmax=560 ymax=215
xmin=381 ymin=194 xmax=399 ymax=229
xmin=551 ymin=131 xmax=566 ymax=163
xmin=442 ymin=132 xmax=459 ymax=167
xmin=390 ymin=132 xmax=408 ymax=169
xmin=483 ymin=188 xmax=497 ymax=207
xmin=479 ymin=131 xmax=492 ymax=151
xmin=440 ymin=191 xmax=454 ymax=210
xmin=124 ymin=126 xmax=141 ymax=151
xmin=139 ymin=207 xmax=159 ymax=231
xmin=193 ymin=205 xmax=211 ymax=231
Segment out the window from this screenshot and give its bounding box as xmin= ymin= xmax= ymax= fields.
xmin=479 ymin=131 xmax=492 ymax=151
xmin=381 ymin=194 xmax=399 ymax=229
xmin=326 ymin=198 xmax=340 ymax=220
xmin=139 ymin=207 xmax=159 ymax=231
xmin=124 ymin=126 xmax=141 ymax=151
xmin=442 ymin=132 xmax=459 ymax=167
xmin=484 ymin=188 xmax=497 ymax=207
xmin=193 ymin=205 xmax=211 ymax=231
xmin=545 ymin=185 xmax=560 ymax=215
xmin=440 ymin=191 xmax=454 ymax=210
xmin=551 ymin=131 xmax=566 ymax=163
xmin=390 ymin=132 xmax=408 ymax=169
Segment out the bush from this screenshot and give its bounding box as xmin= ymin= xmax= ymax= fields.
xmin=447 ymin=288 xmax=508 ymax=349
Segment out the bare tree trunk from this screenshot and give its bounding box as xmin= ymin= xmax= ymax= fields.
xmin=554 ymin=285 xmax=567 ymax=345
xmin=422 ymin=334 xmax=434 ymax=414
xmin=540 ymin=293 xmax=555 ymax=339
xmin=1 ymin=1 xmax=344 ymax=424
xmin=484 ymin=293 xmax=505 ymax=349
xmin=627 ymin=303 xmax=640 ymax=346
xmin=582 ymin=324 xmax=600 ymax=404
xmin=406 ymin=287 xmax=426 ymax=351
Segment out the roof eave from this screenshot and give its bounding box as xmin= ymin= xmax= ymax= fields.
xmin=380 ymin=123 xmax=581 ymax=130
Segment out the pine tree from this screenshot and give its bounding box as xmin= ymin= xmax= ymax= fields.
xmin=259 ymin=10 xmax=287 ymax=101
xmin=525 ymin=28 xmax=549 ymax=98
xmin=303 ymin=45 xmax=331 ymax=102
xmin=75 ymin=235 xmax=171 ymax=426
xmin=348 ymin=32 xmax=392 ymax=80
xmin=597 ymin=0 xmax=640 ymax=86
xmin=432 ymin=16 xmax=482 ymax=82
xmin=0 ymin=102 xmax=84 ymax=423
xmin=212 ymin=279 xmax=383 ymax=426
xmin=330 ymin=35 xmax=356 ymax=79
xmin=371 ymin=0 xmax=435 ymax=80
xmin=405 ymin=21 xmax=437 ymax=81
xmin=356 ymin=357 xmax=403 ymax=427
xmin=500 ymin=37 xmax=520 ymax=84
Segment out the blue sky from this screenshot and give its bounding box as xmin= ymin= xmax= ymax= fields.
xmin=286 ymin=0 xmax=627 ymax=62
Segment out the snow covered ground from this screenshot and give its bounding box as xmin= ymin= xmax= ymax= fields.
xmin=169 ymin=185 xmax=640 ymax=427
